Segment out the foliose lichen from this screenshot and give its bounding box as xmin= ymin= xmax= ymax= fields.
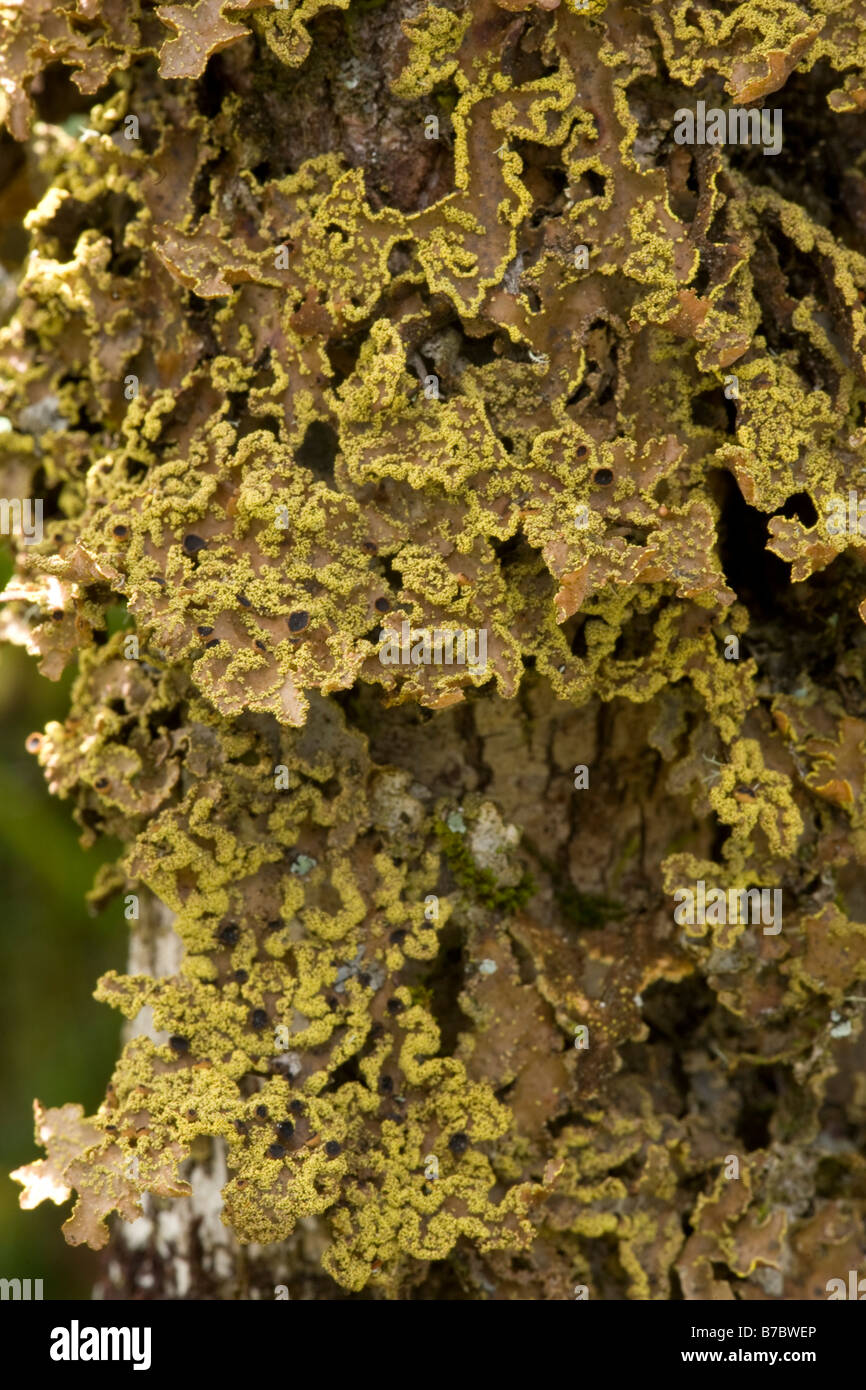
xmin=4 ymin=0 xmax=866 ymax=1298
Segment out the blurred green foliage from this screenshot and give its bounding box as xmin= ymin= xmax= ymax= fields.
xmin=0 ymin=547 xmax=124 ymax=1299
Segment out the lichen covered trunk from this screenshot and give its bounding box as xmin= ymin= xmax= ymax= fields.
xmin=3 ymin=0 xmax=866 ymax=1300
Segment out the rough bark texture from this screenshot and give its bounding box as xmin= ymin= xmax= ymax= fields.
xmin=97 ymin=894 xmax=365 ymax=1301
xmin=4 ymin=0 xmax=866 ymax=1300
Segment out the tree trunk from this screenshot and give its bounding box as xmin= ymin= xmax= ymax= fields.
xmin=4 ymin=0 xmax=866 ymax=1302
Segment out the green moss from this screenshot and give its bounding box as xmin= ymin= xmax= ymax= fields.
xmin=557 ymin=882 xmax=626 ymax=929
xmin=434 ymin=819 xmax=536 ymax=913
xmin=526 ymin=841 xmax=626 ymax=928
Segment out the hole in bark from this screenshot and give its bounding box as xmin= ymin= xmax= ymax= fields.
xmin=295 ymin=419 xmax=339 ymax=484
xmin=711 ymin=469 xmax=791 ymax=619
